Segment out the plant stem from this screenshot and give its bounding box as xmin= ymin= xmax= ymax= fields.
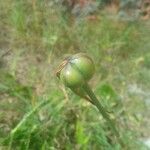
xmin=82 ymin=83 xmax=123 ymax=145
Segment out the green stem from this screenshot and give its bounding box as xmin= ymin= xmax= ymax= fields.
xmin=83 ymin=83 xmax=122 ymax=144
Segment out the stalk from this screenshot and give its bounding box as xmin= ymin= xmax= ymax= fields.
xmin=82 ymin=83 xmax=123 ymax=145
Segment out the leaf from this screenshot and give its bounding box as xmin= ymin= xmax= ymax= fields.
xmin=95 ymin=84 xmax=121 ymax=112
xmin=75 ymin=121 xmax=90 ymax=146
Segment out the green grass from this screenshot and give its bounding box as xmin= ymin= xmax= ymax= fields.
xmin=0 ymin=0 xmax=150 ymax=149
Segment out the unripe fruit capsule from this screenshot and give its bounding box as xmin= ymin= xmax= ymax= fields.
xmin=60 ymin=63 xmax=84 ymax=87
xmin=71 ymin=53 xmax=95 ymax=81
xmin=58 ymin=53 xmax=95 ymax=88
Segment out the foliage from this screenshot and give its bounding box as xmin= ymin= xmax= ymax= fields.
xmin=0 ymin=0 xmax=150 ymax=149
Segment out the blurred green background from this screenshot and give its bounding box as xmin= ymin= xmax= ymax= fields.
xmin=0 ymin=0 xmax=150 ymax=149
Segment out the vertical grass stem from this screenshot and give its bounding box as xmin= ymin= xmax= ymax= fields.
xmin=83 ymin=83 xmax=123 ymax=145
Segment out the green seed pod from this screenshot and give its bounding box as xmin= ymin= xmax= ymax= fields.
xmin=57 ymin=53 xmax=95 ymax=88
xmin=60 ymin=63 xmax=84 ymax=87
xmin=71 ymin=53 xmax=95 ymax=81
